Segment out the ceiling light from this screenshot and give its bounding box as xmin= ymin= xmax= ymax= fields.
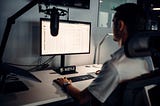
xmin=152 ymin=8 xmax=160 ymax=11
xmin=100 ymin=0 xmax=103 ymax=3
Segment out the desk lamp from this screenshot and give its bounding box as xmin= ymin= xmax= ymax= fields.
xmin=94 ymin=33 xmax=113 ymax=65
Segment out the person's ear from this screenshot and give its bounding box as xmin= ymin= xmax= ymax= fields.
xmin=119 ymin=20 xmax=125 ymax=31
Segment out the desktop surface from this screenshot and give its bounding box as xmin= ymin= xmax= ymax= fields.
xmin=0 ymin=64 xmax=102 ymax=106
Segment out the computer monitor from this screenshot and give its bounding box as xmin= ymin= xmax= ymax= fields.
xmin=40 ymin=0 xmax=90 ymax=9
xmin=40 ymin=18 xmax=91 ymax=73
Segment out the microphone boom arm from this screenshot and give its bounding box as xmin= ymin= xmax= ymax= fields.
xmin=0 ymin=0 xmax=39 ymax=63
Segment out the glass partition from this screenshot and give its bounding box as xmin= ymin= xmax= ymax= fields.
xmin=98 ymin=0 xmax=136 ymax=27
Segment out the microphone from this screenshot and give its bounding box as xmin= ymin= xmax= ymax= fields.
xmin=50 ymin=8 xmax=59 ymax=36
xmin=39 ymin=6 xmax=68 ymax=36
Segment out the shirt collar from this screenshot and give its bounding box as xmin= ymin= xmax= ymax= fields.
xmin=111 ymin=46 xmax=124 ymax=60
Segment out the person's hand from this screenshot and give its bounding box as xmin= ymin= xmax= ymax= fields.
xmin=95 ymin=70 xmax=101 ymax=75
xmin=56 ymin=77 xmax=72 ymax=87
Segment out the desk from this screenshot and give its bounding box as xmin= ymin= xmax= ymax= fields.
xmin=0 ymin=64 xmax=102 ymax=106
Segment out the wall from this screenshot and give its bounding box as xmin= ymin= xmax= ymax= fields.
xmin=0 ymin=0 xmax=99 ymax=68
xmin=0 ymin=0 xmax=135 ymax=70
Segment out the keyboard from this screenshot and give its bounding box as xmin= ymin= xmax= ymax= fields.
xmin=67 ymin=74 xmax=95 ymax=82
xmin=53 ymin=74 xmax=95 ymax=85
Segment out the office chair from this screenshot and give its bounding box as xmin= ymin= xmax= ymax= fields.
xmin=104 ymin=31 xmax=160 ymax=106
xmin=104 ymin=70 xmax=160 ymax=106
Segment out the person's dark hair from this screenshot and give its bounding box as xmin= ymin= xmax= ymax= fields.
xmin=113 ymin=3 xmax=147 ymax=36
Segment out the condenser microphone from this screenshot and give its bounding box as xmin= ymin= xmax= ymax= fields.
xmin=50 ymin=8 xmax=59 ymax=36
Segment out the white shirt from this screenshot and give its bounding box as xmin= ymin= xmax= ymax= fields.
xmin=88 ymin=47 xmax=154 ymax=103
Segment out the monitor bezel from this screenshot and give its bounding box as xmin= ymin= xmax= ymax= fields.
xmin=40 ymin=18 xmax=91 ymax=56
xmin=40 ymin=0 xmax=90 ymax=9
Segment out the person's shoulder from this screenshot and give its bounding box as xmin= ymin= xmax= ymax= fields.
xmin=111 ymin=47 xmax=124 ymax=60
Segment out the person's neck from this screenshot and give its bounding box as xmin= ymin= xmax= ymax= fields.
xmin=118 ymin=39 xmax=123 ymax=47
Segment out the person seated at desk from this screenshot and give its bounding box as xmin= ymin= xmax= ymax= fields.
xmin=55 ymin=3 xmax=155 ymax=105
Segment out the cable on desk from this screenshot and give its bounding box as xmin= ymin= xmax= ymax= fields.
xmin=5 ymin=56 xmax=56 ymax=71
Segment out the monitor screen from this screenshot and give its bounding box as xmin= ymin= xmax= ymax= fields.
xmin=40 ymin=0 xmax=90 ymax=9
xmin=40 ymin=18 xmax=91 ymax=55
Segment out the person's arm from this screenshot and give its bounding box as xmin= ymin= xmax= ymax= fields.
xmin=55 ymin=77 xmax=92 ymax=104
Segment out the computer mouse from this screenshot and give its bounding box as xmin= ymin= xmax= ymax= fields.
xmin=95 ymin=70 xmax=100 ymax=75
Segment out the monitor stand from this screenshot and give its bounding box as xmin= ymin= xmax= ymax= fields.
xmin=54 ymin=55 xmax=77 ymax=75
xmin=61 ymin=54 xmax=65 ymax=68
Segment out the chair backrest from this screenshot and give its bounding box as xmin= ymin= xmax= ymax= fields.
xmin=104 ymin=70 xmax=160 ymax=106
xmin=147 ymin=85 xmax=160 ymax=106
xmin=122 ymin=31 xmax=160 ymax=106
xmin=123 ymin=70 xmax=160 ymax=106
